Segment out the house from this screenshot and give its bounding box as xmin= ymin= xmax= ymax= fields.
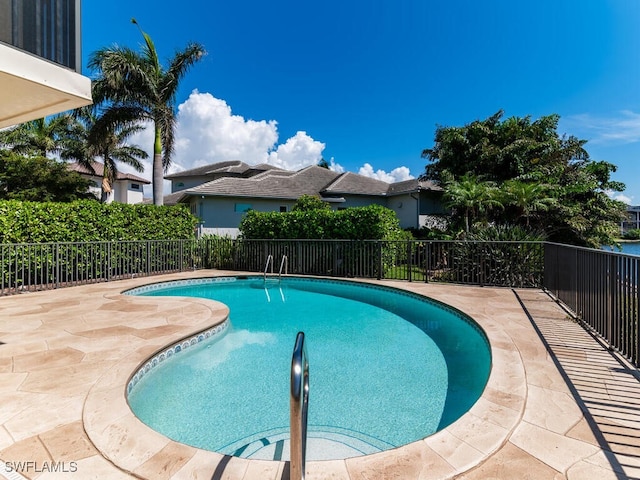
xmin=621 ymin=205 xmax=640 ymax=235
xmin=67 ymin=161 xmax=150 ymax=204
xmin=0 ymin=0 xmax=92 ymax=128
xmin=165 ymin=161 xmax=446 ymax=237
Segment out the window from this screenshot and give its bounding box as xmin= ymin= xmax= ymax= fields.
xmin=130 ymin=183 xmax=140 ymax=190
xmin=235 ymin=203 xmax=252 ymax=213
xmin=279 ymin=206 xmax=287 ymax=212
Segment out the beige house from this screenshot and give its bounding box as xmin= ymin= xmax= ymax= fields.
xmin=0 ymin=0 xmax=92 ymax=128
xmin=68 ymin=161 xmax=150 ymax=204
xmin=164 ymin=161 xmax=447 ymax=237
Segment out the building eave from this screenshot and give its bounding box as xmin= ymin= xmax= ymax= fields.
xmin=0 ymin=43 xmax=93 ymax=128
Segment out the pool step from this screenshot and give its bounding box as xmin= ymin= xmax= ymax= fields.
xmin=223 ymin=427 xmax=395 ymax=461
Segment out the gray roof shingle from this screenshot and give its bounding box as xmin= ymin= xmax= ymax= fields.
xmin=169 ymin=161 xmax=442 ymax=204
xmin=67 ymin=161 xmax=149 ymax=184
xmin=183 ymin=165 xmax=341 ymax=200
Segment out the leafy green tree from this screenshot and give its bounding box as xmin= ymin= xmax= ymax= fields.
xmin=88 ymin=18 xmax=205 ymax=206
xmin=0 ymin=151 xmax=93 ymax=202
xmin=422 ymin=110 xmax=589 ymax=182
xmin=422 ymin=111 xmax=626 ymax=246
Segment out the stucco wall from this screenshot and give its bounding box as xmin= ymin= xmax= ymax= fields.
xmin=192 ymin=197 xmax=297 ymax=229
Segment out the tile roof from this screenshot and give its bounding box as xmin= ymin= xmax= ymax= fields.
xmin=169 ymin=161 xmax=443 ymax=203
xmin=182 ymin=165 xmax=341 ymax=200
xmin=322 ymin=172 xmax=390 ymax=196
xmin=67 ymin=161 xmax=149 ymax=184
xmin=165 ymin=161 xmax=283 ymax=180
xmin=386 ymin=179 xmax=442 ymax=195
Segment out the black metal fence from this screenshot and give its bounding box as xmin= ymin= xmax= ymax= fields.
xmin=0 ymin=240 xmax=209 ymax=294
xmin=2 ymin=238 xmax=639 ymax=368
xmin=545 ymin=242 xmax=640 ymax=367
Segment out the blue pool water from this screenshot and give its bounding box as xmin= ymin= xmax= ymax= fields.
xmin=126 ymin=277 xmax=491 ymax=460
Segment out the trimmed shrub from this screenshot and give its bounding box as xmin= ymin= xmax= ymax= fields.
xmin=0 ymin=200 xmax=198 ymax=243
xmin=239 ymin=204 xmax=408 ymax=240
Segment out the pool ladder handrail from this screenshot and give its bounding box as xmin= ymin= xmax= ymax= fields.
xmin=290 ymin=332 xmax=309 ymax=480
xmin=264 ymin=254 xmax=274 ymax=280
xmin=279 ymin=255 xmax=288 ymax=279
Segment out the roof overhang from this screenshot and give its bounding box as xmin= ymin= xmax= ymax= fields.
xmin=0 ymin=43 xmax=93 ymax=128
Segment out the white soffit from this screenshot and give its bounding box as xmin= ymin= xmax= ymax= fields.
xmin=0 ymin=43 xmax=92 ymax=128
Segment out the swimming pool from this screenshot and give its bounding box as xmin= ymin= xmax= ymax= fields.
xmin=125 ymin=276 xmax=491 ymax=461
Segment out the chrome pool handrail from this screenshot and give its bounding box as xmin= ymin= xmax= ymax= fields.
xmin=264 ymin=254 xmax=273 ymax=280
xmin=279 ymin=255 xmax=288 ymax=279
xmin=290 ymin=332 xmax=309 ymax=480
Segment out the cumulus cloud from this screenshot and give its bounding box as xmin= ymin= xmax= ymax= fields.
xmin=563 ymin=111 xmax=640 ymax=145
xmin=173 ymin=91 xmax=279 ymax=170
xmin=607 ymin=190 xmax=633 ymax=204
xmin=117 ymin=91 xmax=416 ymax=196
xmin=358 ymin=163 xmax=415 ymax=183
xmin=267 ymin=131 xmax=325 ymax=170
xmin=327 ymin=157 xmax=345 ymax=173
xmin=119 ymin=90 xmax=330 ymax=194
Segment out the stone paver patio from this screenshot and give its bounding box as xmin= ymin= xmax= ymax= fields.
xmin=0 ymin=270 xmax=639 ymax=479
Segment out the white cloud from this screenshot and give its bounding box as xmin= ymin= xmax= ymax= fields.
xmin=328 ymin=157 xmax=345 ymax=173
xmin=607 ymin=190 xmax=633 ymax=204
xmin=563 ymin=111 xmax=640 ymax=145
xmin=358 ymin=163 xmax=414 ymax=183
xmin=267 ymin=131 xmax=325 ymax=170
xmin=116 ymin=91 xmax=417 ymax=196
xmin=119 ymin=90 xmax=330 ymax=194
xmin=173 ymin=91 xmax=279 ymax=170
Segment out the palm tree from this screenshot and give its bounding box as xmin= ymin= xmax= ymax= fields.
xmin=502 ymin=180 xmax=556 ymax=227
xmin=0 ymin=115 xmax=76 ymax=157
xmin=64 ymin=107 xmax=148 ymax=202
xmin=88 ymin=19 xmax=205 ymax=205
xmin=443 ymin=174 xmax=503 ymax=232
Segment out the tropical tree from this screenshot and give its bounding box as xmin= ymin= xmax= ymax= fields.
xmin=422 ymin=111 xmax=626 ymax=246
xmin=64 ymin=107 xmax=148 ymax=202
xmin=0 ymin=115 xmax=77 ymax=158
xmin=501 ymin=180 xmax=556 ymax=227
xmin=88 ymin=18 xmax=205 ymax=205
xmin=442 ymin=174 xmax=502 ymax=232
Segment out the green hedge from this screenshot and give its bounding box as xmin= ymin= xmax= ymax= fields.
xmin=239 ymin=204 xmax=412 ymax=241
xmin=0 ymin=200 xmax=198 ymax=243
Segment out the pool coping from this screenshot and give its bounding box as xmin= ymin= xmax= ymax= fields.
xmin=82 ymin=274 xmax=527 ymax=479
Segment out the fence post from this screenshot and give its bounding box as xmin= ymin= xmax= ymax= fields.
xmin=146 ymin=241 xmax=151 ymax=275
xmin=55 ymin=243 xmax=60 ymax=290
xmin=377 ymin=241 xmax=383 ymax=280
xmin=407 ymin=241 xmax=412 ymax=282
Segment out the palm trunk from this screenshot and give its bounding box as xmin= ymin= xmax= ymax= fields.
xmin=152 ymin=125 xmax=164 ymax=206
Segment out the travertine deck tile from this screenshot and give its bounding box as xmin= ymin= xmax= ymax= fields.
xmin=0 ymin=273 xmax=638 ymax=479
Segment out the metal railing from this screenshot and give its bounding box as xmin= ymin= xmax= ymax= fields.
xmin=1 ymin=237 xmax=639 ymax=369
xmin=263 ymin=254 xmax=273 ymax=280
xmin=545 ymin=242 xmax=640 ymax=367
xmin=0 ymin=240 xmax=208 ymax=294
xmin=232 ymin=239 xmax=544 ymax=287
xmin=279 ymin=255 xmax=288 ymax=279
xmin=290 ymin=332 xmax=309 ymax=480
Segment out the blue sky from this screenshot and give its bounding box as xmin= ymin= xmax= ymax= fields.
xmin=83 ymin=0 xmax=640 ymax=202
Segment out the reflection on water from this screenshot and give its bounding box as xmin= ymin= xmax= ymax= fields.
xmin=195 ymin=330 xmax=276 ymax=370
